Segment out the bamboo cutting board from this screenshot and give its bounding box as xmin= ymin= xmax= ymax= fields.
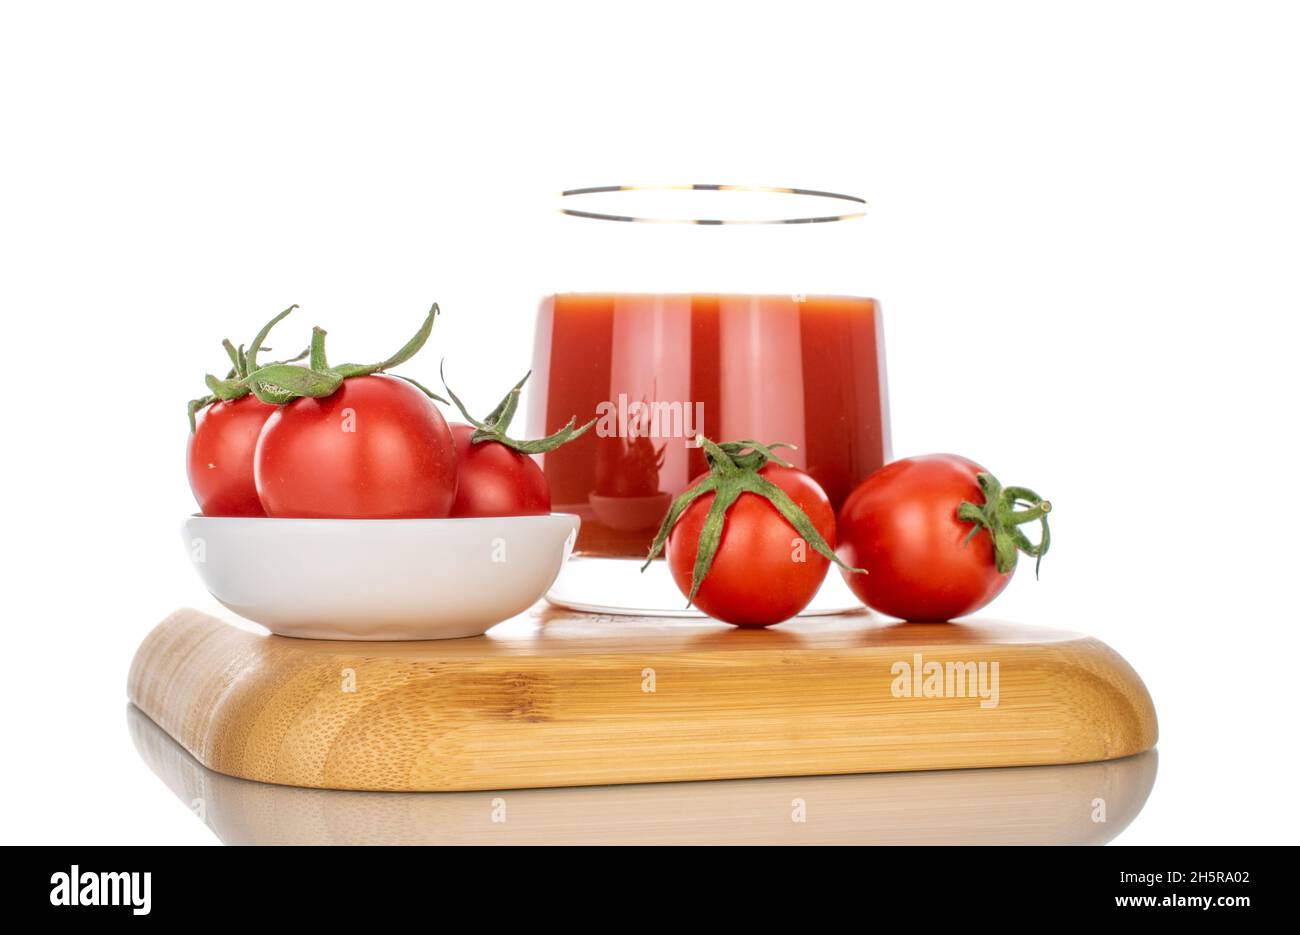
xmin=127 ymin=607 xmax=1157 ymax=792
xmin=127 ymin=704 xmax=1158 ymax=844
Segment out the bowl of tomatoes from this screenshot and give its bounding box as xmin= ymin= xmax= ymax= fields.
xmin=183 ymin=304 xmax=594 ymax=640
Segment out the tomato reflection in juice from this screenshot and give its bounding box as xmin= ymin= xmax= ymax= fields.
xmin=528 ymin=293 xmax=890 ymax=557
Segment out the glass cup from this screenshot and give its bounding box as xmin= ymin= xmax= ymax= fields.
xmin=527 ymin=185 xmax=890 ymax=614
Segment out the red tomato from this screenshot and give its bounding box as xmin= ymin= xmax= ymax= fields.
xmin=187 ymin=395 xmax=278 ymax=516
xmin=448 ymin=423 xmax=551 ymax=517
xmin=666 ymin=464 xmax=835 ymax=627
xmin=836 ymin=454 xmax=1008 ymax=621
xmin=254 ymin=374 xmax=457 ymax=519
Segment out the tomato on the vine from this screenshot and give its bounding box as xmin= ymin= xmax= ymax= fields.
xmin=446 ymin=423 xmax=547 ymax=517
xmin=187 ymin=303 xmax=458 ymax=520
xmin=255 ymin=374 xmax=457 ymax=519
xmin=836 ymin=454 xmax=1052 ymax=622
xmin=442 ymin=368 xmax=593 ymax=518
xmin=645 ymin=439 xmax=863 ymax=627
xmin=186 ymin=304 xmax=306 ymax=517
xmin=187 ymin=395 xmax=278 ymax=516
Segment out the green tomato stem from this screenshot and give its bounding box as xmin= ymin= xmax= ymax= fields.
xmin=187 ymin=303 xmax=445 ymax=429
xmin=441 ymin=363 xmax=595 ymax=454
xmin=957 ymin=472 xmax=1053 ymax=577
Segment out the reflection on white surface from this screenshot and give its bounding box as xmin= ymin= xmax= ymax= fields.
xmin=128 ymin=704 xmax=1156 ymax=845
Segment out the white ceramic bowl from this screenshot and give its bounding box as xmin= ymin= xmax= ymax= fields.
xmin=183 ymin=514 xmax=579 ymax=640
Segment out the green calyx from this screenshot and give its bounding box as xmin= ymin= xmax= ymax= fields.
xmin=187 ymin=304 xmax=308 ymax=430
xmin=187 ymin=303 xmax=447 ymax=431
xmin=441 ymin=362 xmax=595 ymax=454
xmin=956 ymin=472 xmax=1053 ymax=576
xmin=642 ymin=437 xmax=866 ymax=607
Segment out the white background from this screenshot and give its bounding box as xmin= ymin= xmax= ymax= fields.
xmin=2 ymin=0 xmax=1297 ymax=845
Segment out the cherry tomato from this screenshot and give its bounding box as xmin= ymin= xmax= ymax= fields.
xmin=448 ymin=423 xmax=551 ymax=517
xmin=666 ymin=464 xmax=835 ymax=627
xmin=836 ymin=454 xmax=1015 ymax=621
xmin=186 ymin=395 xmax=277 ymax=516
xmin=254 ymin=374 xmax=457 ymax=519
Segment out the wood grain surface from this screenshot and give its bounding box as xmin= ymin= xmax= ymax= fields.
xmin=127 ymin=606 xmax=1158 ymax=792
xmin=128 ymin=704 xmax=1158 ymax=844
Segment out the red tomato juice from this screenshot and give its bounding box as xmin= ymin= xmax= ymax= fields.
xmin=527 ymin=294 xmax=891 ymax=557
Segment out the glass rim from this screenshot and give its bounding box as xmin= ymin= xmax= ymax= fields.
xmin=559 ymin=184 xmax=867 ymax=225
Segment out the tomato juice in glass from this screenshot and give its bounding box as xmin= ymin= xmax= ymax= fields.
xmin=528 ymin=186 xmax=889 ymax=614
xmin=530 ymin=292 xmax=889 ymax=555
